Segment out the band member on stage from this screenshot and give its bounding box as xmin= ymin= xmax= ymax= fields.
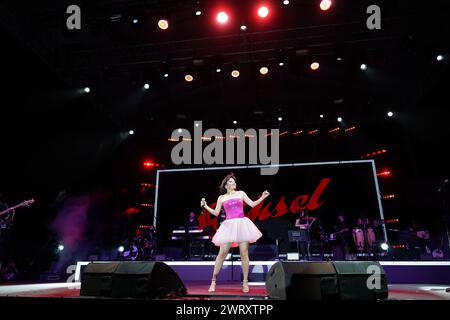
xmin=356 ymin=215 xmax=371 ymax=229
xmin=0 ymin=201 xmax=14 ymax=270
xmin=294 ymin=209 xmax=315 ymax=259
xmin=0 ymin=259 xmax=19 ymax=282
xmin=200 ymin=173 xmax=269 ymax=293
xmin=185 ymin=211 xmax=199 ymax=230
xmin=183 ymin=211 xmax=200 ymax=260
xmin=295 ymin=209 xmax=316 ymax=228
xmin=333 ymin=214 xmax=352 ymax=259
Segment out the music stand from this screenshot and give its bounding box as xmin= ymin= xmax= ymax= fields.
xmin=288 ymin=230 xmax=310 ymax=260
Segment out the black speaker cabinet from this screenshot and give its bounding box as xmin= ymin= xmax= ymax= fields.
xmin=80 ymin=261 xmax=187 ymax=299
xmin=266 ymin=261 xmax=388 ymax=300
xmin=80 ymin=262 xmax=120 ymax=297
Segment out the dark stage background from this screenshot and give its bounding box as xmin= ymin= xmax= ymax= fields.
xmin=155 ymin=161 xmax=384 ymax=254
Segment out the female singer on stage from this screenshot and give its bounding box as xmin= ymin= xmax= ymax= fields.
xmin=200 ymin=173 xmax=269 ymax=293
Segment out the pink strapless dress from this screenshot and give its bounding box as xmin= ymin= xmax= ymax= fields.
xmin=211 ymin=198 xmax=262 ymax=247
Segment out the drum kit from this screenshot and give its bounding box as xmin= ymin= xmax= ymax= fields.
xmin=121 ymin=227 xmax=157 ymax=261
xmin=319 ymin=216 xmax=380 ymax=256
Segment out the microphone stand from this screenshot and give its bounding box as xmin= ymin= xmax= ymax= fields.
xmin=231 ymin=247 xmax=234 ymax=282
xmin=306 ymin=212 xmax=311 ymax=260
xmin=437 ymin=182 xmax=450 ymax=250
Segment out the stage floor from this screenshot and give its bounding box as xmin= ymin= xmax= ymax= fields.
xmin=1 ymin=282 xmax=449 ymax=300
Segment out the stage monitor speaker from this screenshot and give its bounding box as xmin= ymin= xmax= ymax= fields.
xmin=80 ymin=261 xmax=187 ymax=299
xmin=80 ymin=262 xmax=120 ymax=297
xmin=266 ymin=261 xmax=388 ymax=300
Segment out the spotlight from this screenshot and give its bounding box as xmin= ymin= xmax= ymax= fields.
xmin=310 ymin=62 xmax=320 ymax=70
xmin=185 ymin=74 xmax=194 ymax=82
xmin=164 ymin=73 xmax=169 ymax=78
xmin=278 ymin=62 xmax=285 ymax=66
xmin=217 ymin=11 xmax=229 ymax=24
xmin=129 ymin=130 xmax=135 ymax=135
xmin=177 ymin=128 xmax=183 ymax=133
xmin=259 ymin=67 xmax=269 ymax=75
xmin=132 ymin=18 xmax=139 ymax=24
xmin=337 ymin=57 xmax=342 ymax=61
xmin=437 ymin=55 xmax=444 ymax=61
xmin=380 ymin=243 xmax=389 ymax=251
xmin=278 ymin=117 xmax=283 ymax=122
xmin=233 ymin=120 xmax=237 ymax=125
xmin=144 ymin=83 xmax=150 ymax=90
xmin=118 ymin=246 xmax=125 ymax=253
xmin=231 ymin=70 xmax=240 ymax=78
xmin=283 ymin=0 xmax=290 ymax=5
xmin=158 ymin=19 xmax=169 ymax=30
xmin=320 ymin=114 xmax=324 ymax=118
xmin=387 ymin=111 xmax=393 ymax=117
xmin=360 ymin=63 xmax=367 ymax=70
xmin=58 ymin=244 xmax=64 ymax=251
xmin=337 ymin=117 xmax=342 ymax=122
xmin=240 ymin=25 xmax=247 ymax=31
xmin=216 ymin=68 xmax=222 ymax=73
xmin=320 ymin=0 xmax=332 ymax=11
xmin=196 ymin=10 xmax=202 ymax=16
xmin=84 ymin=87 xmax=90 ymax=93
xmin=258 ymin=6 xmax=269 ymax=18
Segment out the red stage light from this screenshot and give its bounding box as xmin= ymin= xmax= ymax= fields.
xmin=126 ymin=207 xmax=139 ymax=215
xmin=258 ymin=6 xmax=269 ymax=18
xmin=217 ymin=11 xmax=229 ymax=24
xmin=143 ymin=161 xmax=156 ymax=168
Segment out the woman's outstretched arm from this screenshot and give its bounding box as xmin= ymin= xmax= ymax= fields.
xmin=241 ymin=190 xmax=270 ymax=208
xmin=200 ymin=196 xmax=223 ymax=216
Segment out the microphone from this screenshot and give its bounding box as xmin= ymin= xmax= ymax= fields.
xmin=438 ymin=179 xmax=449 ymax=193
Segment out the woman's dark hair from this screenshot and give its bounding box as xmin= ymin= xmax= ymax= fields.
xmin=219 ymin=173 xmax=236 ymax=193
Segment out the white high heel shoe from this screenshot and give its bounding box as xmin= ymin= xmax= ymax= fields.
xmin=242 ymin=280 xmax=249 ymax=293
xmin=208 ymin=279 xmax=216 ymax=293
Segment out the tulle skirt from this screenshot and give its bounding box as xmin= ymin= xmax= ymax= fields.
xmin=212 ymin=217 xmax=262 ymax=248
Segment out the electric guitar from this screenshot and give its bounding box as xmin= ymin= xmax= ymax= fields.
xmin=0 ymin=199 xmax=35 ymax=218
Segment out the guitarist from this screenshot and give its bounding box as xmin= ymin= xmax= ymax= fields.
xmin=0 ymin=197 xmax=33 ymax=270
xmin=332 ymin=214 xmax=352 ymax=260
xmin=0 ymin=200 xmax=14 ymax=270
